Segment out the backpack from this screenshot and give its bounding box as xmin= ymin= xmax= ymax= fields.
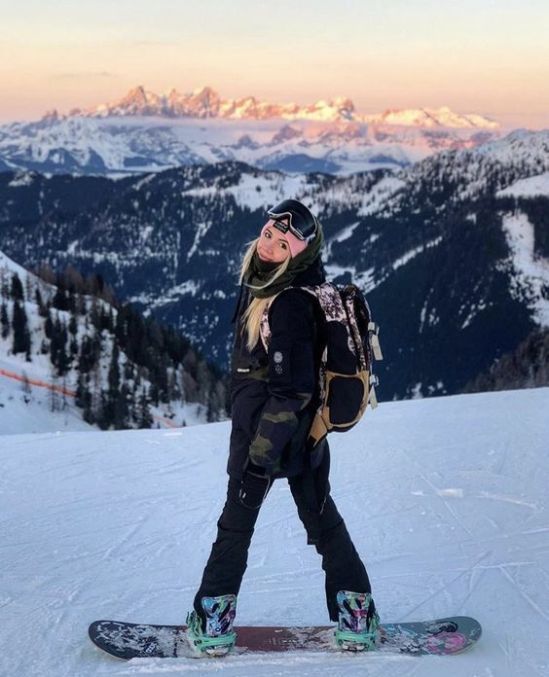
xmin=259 ymin=281 xmax=383 ymax=450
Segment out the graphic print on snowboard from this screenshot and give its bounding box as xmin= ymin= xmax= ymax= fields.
xmin=88 ymin=616 xmax=481 ymax=659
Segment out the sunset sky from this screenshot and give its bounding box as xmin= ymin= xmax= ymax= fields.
xmin=0 ymin=0 xmax=547 ymax=129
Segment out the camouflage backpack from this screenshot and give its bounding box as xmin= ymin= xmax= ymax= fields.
xmin=259 ymin=282 xmax=383 ymax=450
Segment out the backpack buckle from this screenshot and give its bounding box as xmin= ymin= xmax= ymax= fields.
xmin=368 ymin=322 xmax=383 ymax=361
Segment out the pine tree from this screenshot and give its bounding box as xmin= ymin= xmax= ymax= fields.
xmin=108 ymin=342 xmax=120 ymax=399
xmin=0 ymin=269 xmax=8 ymax=299
xmin=113 ymin=383 xmax=130 ymax=429
xmin=44 ymin=311 xmax=53 ymax=339
xmin=138 ymin=387 xmax=153 ymax=429
xmin=1 ymin=302 xmax=9 ymax=339
xmin=52 ymin=276 xmax=69 ymax=311
xmin=51 ymin=318 xmax=70 ymax=376
xmin=35 ymin=287 xmax=48 ymax=317
xmin=11 ymin=274 xmax=24 ymax=302
xmin=12 ymin=301 xmax=31 ymax=355
xmin=25 ymin=274 xmax=33 ymax=303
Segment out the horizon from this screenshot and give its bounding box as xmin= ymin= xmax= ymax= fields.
xmin=0 ymin=82 xmax=532 ymax=131
xmin=1 ymin=0 xmax=548 ymax=130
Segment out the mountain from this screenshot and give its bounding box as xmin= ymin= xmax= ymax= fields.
xmin=63 ymin=85 xmax=499 ymax=127
xmin=73 ymin=85 xmax=359 ymax=122
xmin=1 ymin=385 xmax=548 ymax=675
xmin=365 ymin=105 xmax=499 ymax=130
xmin=0 ymin=86 xmax=503 ymax=176
xmin=463 ymin=327 xmax=549 ymax=393
xmin=0 ymin=250 xmax=226 ymax=434
xmin=0 ymin=128 xmax=548 ymax=400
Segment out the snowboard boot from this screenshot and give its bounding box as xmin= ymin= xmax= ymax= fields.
xmin=186 ymin=594 xmax=237 ymax=657
xmin=334 ymin=590 xmax=380 ymax=651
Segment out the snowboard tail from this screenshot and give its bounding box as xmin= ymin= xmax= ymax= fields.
xmin=89 ymin=616 xmax=481 ymax=659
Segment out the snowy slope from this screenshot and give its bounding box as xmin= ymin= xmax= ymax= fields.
xmin=497 ymin=171 xmax=549 ymax=198
xmin=0 ymin=363 xmax=93 ymax=434
xmin=0 ymin=249 xmax=208 ymax=434
xmin=1 ymin=387 xmax=548 ymax=676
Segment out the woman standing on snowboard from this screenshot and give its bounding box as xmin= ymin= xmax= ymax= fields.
xmin=186 ymin=199 xmax=379 ymax=655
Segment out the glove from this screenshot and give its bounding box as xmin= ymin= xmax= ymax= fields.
xmin=238 ymin=459 xmax=272 ymax=510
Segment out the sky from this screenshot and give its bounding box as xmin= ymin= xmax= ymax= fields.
xmin=0 ymin=0 xmax=548 ymax=129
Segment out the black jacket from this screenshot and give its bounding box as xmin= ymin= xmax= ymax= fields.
xmin=227 ymin=255 xmax=328 ymax=480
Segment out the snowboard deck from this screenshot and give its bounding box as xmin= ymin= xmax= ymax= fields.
xmin=89 ymin=616 xmax=481 ymax=659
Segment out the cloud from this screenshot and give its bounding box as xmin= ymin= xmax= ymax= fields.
xmin=51 ymin=71 xmax=118 ymax=80
xmin=129 ymin=40 xmax=181 ymax=46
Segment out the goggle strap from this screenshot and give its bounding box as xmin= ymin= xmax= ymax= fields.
xmin=267 ymin=211 xmax=312 ymax=241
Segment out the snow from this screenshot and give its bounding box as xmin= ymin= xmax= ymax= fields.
xmin=0 ymin=104 xmax=506 ymax=178
xmin=0 ymin=360 xmax=93 ymax=434
xmin=365 ymin=106 xmax=499 ymax=130
xmin=1 ymin=386 xmax=548 ymax=676
xmin=0 ymin=250 xmax=207 ymax=433
xmin=78 ymin=86 xmax=497 ymax=129
xmin=356 ymin=176 xmax=406 ymax=216
xmin=392 ymin=236 xmax=443 ymax=271
xmin=497 ymin=172 xmax=549 ymax=198
xmin=181 ymin=172 xmax=310 ymax=215
xmin=7 ymin=170 xmax=36 ymax=187
xmin=500 ymin=212 xmax=549 ymax=326
xmin=0 ymin=249 xmax=31 ymax=279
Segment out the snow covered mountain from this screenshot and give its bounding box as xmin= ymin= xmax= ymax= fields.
xmin=1 ymin=385 xmax=548 ymax=676
xmin=0 ymin=250 xmax=223 ymax=434
xmin=0 ymin=85 xmax=503 ymax=176
xmin=0 ymin=128 xmax=548 ymax=400
xmin=62 ymin=85 xmax=500 ymax=128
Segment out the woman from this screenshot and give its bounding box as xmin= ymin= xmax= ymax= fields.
xmin=186 ymin=199 xmax=379 ymax=655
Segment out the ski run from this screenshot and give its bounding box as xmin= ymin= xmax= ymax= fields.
xmin=0 ymin=386 xmax=548 ymax=676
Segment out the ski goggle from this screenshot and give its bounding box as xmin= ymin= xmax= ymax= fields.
xmin=266 ymin=200 xmax=318 ymax=242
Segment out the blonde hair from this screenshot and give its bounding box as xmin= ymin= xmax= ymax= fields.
xmin=238 ymin=238 xmax=291 ymax=352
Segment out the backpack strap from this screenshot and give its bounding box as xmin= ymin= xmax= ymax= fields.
xmin=259 ymin=282 xmax=382 ymax=451
xmin=258 ymin=290 xmax=284 ymax=353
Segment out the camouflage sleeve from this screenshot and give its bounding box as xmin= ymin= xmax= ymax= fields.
xmin=248 ymin=290 xmax=317 ymax=474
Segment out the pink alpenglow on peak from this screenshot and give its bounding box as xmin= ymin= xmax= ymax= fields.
xmin=63 ymin=85 xmax=498 ymax=129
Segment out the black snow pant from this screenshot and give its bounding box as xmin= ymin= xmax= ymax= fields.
xmin=193 ymin=451 xmax=372 ymax=623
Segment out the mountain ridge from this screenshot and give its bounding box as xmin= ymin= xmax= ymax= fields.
xmin=40 ymin=84 xmax=500 ymax=128
xmin=1 ymin=129 xmax=548 ymax=399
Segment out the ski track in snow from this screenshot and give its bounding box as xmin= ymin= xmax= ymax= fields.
xmin=0 ymin=388 xmax=548 ymax=676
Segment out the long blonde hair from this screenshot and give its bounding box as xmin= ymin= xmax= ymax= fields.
xmin=238 ymin=238 xmax=291 ymax=352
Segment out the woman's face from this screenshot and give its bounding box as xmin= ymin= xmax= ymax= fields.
xmin=257 ymin=219 xmax=291 ymax=263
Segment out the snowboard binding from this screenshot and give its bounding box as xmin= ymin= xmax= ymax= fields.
xmin=186 ymin=594 xmax=237 ymax=657
xmin=334 ymin=590 xmax=380 ymax=651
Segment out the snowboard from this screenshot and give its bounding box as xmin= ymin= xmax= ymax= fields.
xmin=89 ymin=616 xmax=481 ymax=659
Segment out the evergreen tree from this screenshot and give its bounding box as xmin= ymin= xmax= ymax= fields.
xmin=0 ymin=269 xmax=8 ymax=299
xmin=113 ymin=383 xmax=130 ymax=429
xmin=52 ymin=275 xmax=69 ymax=311
xmin=104 ymin=341 xmax=123 ymax=428
xmin=12 ymin=301 xmax=31 ymax=355
xmin=35 ymin=287 xmax=48 ymax=317
xmin=51 ymin=318 xmax=70 ymax=376
xmin=78 ymin=335 xmax=98 ymax=373
xmin=11 ymin=274 xmax=24 ymax=302
xmin=25 ymin=275 xmax=33 ymax=303
xmin=108 ymin=342 xmax=120 ymax=398
xmin=1 ymin=302 xmax=9 ymax=339
xmin=44 ymin=311 xmax=53 ymax=339
xmin=138 ymin=387 xmax=153 ymax=429
xmin=69 ymin=313 xmax=78 ymax=337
